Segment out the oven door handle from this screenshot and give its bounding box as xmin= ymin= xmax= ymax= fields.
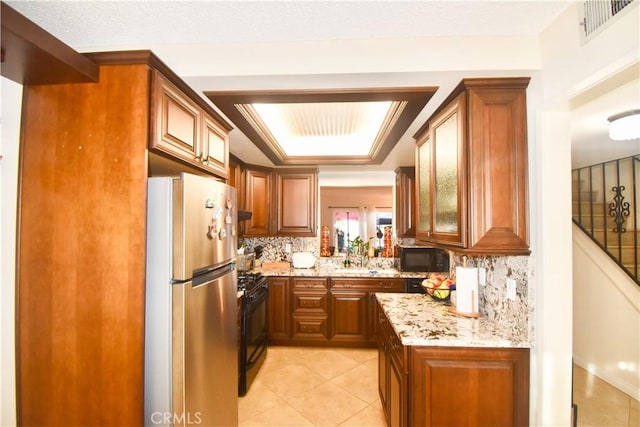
xmin=246 ymin=340 xmax=267 ymax=369
xmin=244 ymin=286 xmax=268 ymax=308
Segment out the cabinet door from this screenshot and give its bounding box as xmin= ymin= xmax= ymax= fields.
xmin=377 ymin=310 xmax=390 ymax=419
xmin=228 ymin=158 xmax=245 ymax=207
xmin=430 ymin=93 xmax=466 ymax=247
xmin=330 ymin=290 xmax=368 ymax=342
xmin=201 ymin=114 xmax=229 ymax=179
xmin=410 ymin=346 xmax=529 ymax=427
xmin=267 ymin=277 xmax=289 ymax=341
xmin=466 ymin=86 xmax=529 ymax=253
xmin=151 ymin=72 xmax=200 ymax=162
xmin=275 ymin=169 xmax=318 ymax=236
xmin=389 ymin=356 xmax=405 ymax=427
xmin=244 ymin=167 xmax=272 ymax=236
xmin=415 ymin=134 xmax=432 ymax=241
xmin=395 ymin=167 xmax=416 ymax=238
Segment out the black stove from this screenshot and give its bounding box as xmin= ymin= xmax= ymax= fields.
xmin=237 ymin=272 xmax=266 ymax=292
xmin=237 ymin=272 xmax=268 ymax=396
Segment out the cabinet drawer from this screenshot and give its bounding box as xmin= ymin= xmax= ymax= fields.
xmin=292 ymin=316 xmax=328 ymax=339
xmin=332 ymin=278 xmax=404 ymax=292
xmin=293 ymin=278 xmax=329 ymax=290
xmin=292 ymin=291 xmax=328 ymax=313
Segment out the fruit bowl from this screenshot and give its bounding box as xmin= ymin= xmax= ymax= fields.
xmin=421 ymin=275 xmax=455 ymax=301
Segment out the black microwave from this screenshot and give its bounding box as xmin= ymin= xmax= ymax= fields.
xmin=398 ymin=246 xmax=449 ymax=272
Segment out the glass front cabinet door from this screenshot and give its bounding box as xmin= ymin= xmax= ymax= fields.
xmin=415 ymin=134 xmax=432 ymax=240
xmin=416 ymin=92 xmax=467 ymax=247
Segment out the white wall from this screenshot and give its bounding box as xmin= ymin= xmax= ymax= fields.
xmin=0 ymin=76 xmax=22 ymax=427
xmin=536 ymin=2 xmax=640 ymax=424
xmin=532 ymin=2 xmax=639 ymax=425
xmin=573 ymin=224 xmax=640 ymax=400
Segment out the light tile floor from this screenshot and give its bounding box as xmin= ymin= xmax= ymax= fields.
xmin=241 ymin=349 xmax=640 ymax=427
xmin=573 ymin=364 xmax=640 ymax=427
xmin=239 ymin=346 xmax=386 ymax=426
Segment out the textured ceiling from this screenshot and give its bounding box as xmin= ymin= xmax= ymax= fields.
xmin=7 ymin=1 xmax=571 ymax=47
xmin=9 ymin=1 xmax=635 ymax=172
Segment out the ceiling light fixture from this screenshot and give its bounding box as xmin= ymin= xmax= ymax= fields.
xmin=607 ymin=109 xmax=640 ymax=141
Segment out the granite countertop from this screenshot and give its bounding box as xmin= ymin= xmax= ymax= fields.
xmin=376 ymin=293 xmax=529 ymax=348
xmin=253 ymin=266 xmax=429 ymax=279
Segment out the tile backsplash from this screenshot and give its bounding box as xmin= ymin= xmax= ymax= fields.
xmin=240 ymin=236 xmax=533 ymax=343
xmin=449 ymin=251 xmax=533 ymax=341
xmin=240 ymin=236 xmax=320 ymax=262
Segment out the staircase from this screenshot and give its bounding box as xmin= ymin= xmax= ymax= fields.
xmin=572 ymin=155 xmax=640 ymax=285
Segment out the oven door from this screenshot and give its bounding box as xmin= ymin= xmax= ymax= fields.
xmin=239 ymin=280 xmax=268 ymax=396
xmin=244 ymin=288 xmax=268 ymax=368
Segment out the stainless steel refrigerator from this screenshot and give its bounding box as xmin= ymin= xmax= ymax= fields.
xmin=145 ymin=173 xmax=238 ymax=427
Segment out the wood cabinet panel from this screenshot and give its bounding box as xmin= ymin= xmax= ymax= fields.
xmin=267 ymin=277 xmax=290 ymax=340
xmin=275 ymin=169 xmax=318 ymax=236
xmin=409 ymin=346 xmax=530 ymax=427
xmin=244 ymin=167 xmax=272 ymax=236
xmin=330 ymin=291 xmax=368 ymax=342
xmin=332 ymin=278 xmax=405 ymax=292
xmin=203 ymin=114 xmax=230 ymax=179
xmin=151 ymin=72 xmax=200 ymax=161
xmin=466 ymin=87 xmax=528 ymax=252
xmin=17 ymin=64 xmax=149 ymax=426
xmin=332 ymin=278 xmax=404 ymax=345
xmin=395 ymin=167 xmax=416 ymax=238
xmin=292 ymin=291 xmax=329 ymax=313
xmin=292 ymin=278 xmax=329 ymax=290
xmin=377 ymin=302 xmax=407 ymax=427
xmin=291 ymin=316 xmax=329 ymax=340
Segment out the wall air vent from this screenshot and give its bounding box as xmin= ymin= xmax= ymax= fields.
xmin=580 ymin=0 xmax=635 ymax=37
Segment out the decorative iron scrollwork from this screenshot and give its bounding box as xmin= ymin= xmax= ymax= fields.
xmin=609 ymin=185 xmax=630 ymax=233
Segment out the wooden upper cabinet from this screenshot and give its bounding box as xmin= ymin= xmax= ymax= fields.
xmin=229 ymin=157 xmax=245 ymax=206
xmin=274 ymin=168 xmax=318 ymax=236
xmin=466 ymin=83 xmax=529 ymax=254
xmin=416 ymin=134 xmax=432 ymax=241
xmin=417 ymin=93 xmax=467 ymax=248
xmin=151 ymin=70 xmax=229 ymax=179
xmin=202 ymin=114 xmax=230 ymax=179
xmin=395 ymin=167 xmax=416 ymax=238
xmin=414 ymin=78 xmax=530 ymax=255
xmin=244 ymin=166 xmax=272 ymax=236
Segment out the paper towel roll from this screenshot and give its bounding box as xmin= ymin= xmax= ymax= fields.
xmin=455 ymin=266 xmax=479 ymax=314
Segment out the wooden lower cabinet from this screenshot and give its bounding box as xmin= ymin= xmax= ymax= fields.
xmin=267 ymin=277 xmax=290 ymax=341
xmin=267 ymin=276 xmax=403 ymax=347
xmin=291 ymin=278 xmax=329 ymax=342
xmin=410 ymin=346 xmax=530 ymax=427
xmin=378 ymin=307 xmax=407 ymax=427
xmin=377 ymin=302 xmax=530 ymax=427
xmin=330 ymin=290 xmax=368 ymax=342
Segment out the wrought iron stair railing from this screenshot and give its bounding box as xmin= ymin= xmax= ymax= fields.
xmin=572 ymin=155 xmax=640 ymax=285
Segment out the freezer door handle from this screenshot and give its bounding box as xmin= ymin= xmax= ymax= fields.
xmin=192 ymin=263 xmax=235 ymax=287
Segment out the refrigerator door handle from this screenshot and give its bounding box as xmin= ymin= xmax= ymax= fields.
xmin=191 ymin=263 xmax=235 ymax=288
